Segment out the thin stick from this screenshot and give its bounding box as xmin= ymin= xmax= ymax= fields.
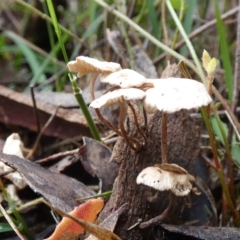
xmin=90 ymin=73 xmax=98 ymax=100
xmin=36 ymin=149 xmax=78 ymax=163
xmin=161 ymin=112 xmax=168 ymax=163
xmin=212 ymin=86 xmax=240 ymax=134
xmin=26 ymin=105 xmax=60 ymax=159
xmin=30 ymin=85 xmax=41 ymax=135
xmin=0 ymin=204 xmax=25 ymax=240
xmin=233 ymin=1 xmax=240 ymax=111
xmin=139 ymin=193 xmax=173 ymax=228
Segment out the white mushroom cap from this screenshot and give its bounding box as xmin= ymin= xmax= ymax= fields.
xmin=136 ymin=163 xmax=196 ymax=197
xmin=2 ymin=133 xmax=26 ymax=189
xmin=143 ymin=78 xmax=212 ymax=114
xmin=67 ymin=56 xmax=121 ymax=78
xmin=90 ymin=88 xmax=146 ymax=108
xmin=100 ymin=69 xmax=147 ymax=88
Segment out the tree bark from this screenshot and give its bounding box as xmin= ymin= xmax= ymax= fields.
xmin=100 ymin=108 xmax=201 ymax=240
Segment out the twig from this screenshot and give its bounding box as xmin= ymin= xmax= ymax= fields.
xmin=30 ymin=86 xmax=41 ymax=135
xmin=233 ymin=1 xmax=240 ymax=111
xmin=0 ymin=204 xmax=25 ymax=240
xmin=139 ymin=193 xmax=173 ymax=228
xmin=26 ymin=105 xmax=60 ymax=159
xmin=36 ymin=149 xmax=78 ymax=163
xmin=212 ymin=86 xmax=240 ymax=134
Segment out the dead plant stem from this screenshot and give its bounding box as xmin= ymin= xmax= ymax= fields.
xmin=0 ymin=204 xmax=25 ymax=240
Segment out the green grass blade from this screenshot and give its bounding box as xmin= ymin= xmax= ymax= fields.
xmin=3 ymin=31 xmax=46 ymax=85
xmin=214 ymin=0 xmax=233 ymax=104
xmin=46 ymin=0 xmax=68 ymax=63
xmin=147 ymin=0 xmax=159 ymax=39
xmin=180 ymin=0 xmax=197 ymax=55
xmin=0 ymin=223 xmax=13 ymax=233
xmin=46 ymin=0 xmax=101 ymax=141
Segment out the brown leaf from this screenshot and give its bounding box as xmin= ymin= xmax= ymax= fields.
xmin=79 ymin=137 xmax=119 ymax=191
xmin=0 ymin=85 xmax=99 ymax=139
xmin=161 ymin=224 xmax=240 ymax=239
xmin=86 ymin=203 xmax=127 ymax=240
xmin=0 ymin=152 xmax=95 ymax=212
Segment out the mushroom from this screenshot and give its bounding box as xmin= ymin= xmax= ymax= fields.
xmin=90 ymin=88 xmax=147 ymax=150
xmin=136 ymin=163 xmax=200 ymax=228
xmin=67 ymin=56 xmax=123 ymax=138
xmin=100 ymin=69 xmax=147 ymax=88
xmin=136 ymin=163 xmax=199 ymax=197
xmin=67 ymin=56 xmax=121 ymax=78
xmin=143 ymin=77 xmax=212 ymax=163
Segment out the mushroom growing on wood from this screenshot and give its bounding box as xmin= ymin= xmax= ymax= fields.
xmin=136 ymin=163 xmax=199 ymax=197
xmin=143 ymin=77 xmax=212 ymax=163
xmin=136 ymin=163 xmax=200 ymax=228
xmin=90 ymin=88 xmax=147 ymax=150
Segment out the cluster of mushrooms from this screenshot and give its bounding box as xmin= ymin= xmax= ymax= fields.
xmin=67 ymin=56 xmax=212 ymax=201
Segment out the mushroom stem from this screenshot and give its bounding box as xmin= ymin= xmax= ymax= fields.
xmin=90 ymin=74 xmax=124 ymax=137
xmin=143 ymin=108 xmax=148 ymax=130
xmin=90 ymin=73 xmax=98 ymax=100
xmin=161 ymin=112 xmax=168 ymax=163
xmin=127 ymin=102 xmax=148 ymax=147
xmin=95 ymin=109 xmax=123 ymax=137
xmin=119 ymin=101 xmax=141 ymax=151
xmin=139 ymin=193 xmax=173 ymax=228
xmin=141 ymin=82 xmax=154 ymax=90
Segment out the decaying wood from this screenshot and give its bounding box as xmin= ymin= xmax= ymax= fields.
xmin=0 ymin=85 xmax=99 ymax=139
xmin=100 ymin=108 xmax=201 ymax=240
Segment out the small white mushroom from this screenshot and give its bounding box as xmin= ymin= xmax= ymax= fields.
xmin=100 ymin=69 xmax=147 ymax=88
xmin=136 ymin=163 xmax=198 ymax=197
xmin=67 ymin=56 xmax=121 ymax=78
xmin=1 ymin=133 xmax=26 ymax=189
xmin=143 ymin=78 xmax=212 ymax=114
xmin=90 ymin=88 xmax=146 ymax=108
xmin=90 ymin=88 xmax=146 ymax=151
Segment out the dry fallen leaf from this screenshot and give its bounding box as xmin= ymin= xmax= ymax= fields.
xmin=45 ymin=199 xmax=104 ymax=240
xmin=0 ymin=153 xmax=95 ymax=212
xmin=79 ymin=137 xmax=119 ymax=192
xmin=44 ymin=200 xmax=122 ymax=240
xmin=85 ymin=203 xmax=127 ymax=240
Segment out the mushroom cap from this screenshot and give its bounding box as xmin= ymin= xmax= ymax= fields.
xmin=100 ymin=69 xmax=147 ymax=88
xmin=143 ymin=78 xmax=212 ymax=114
xmin=67 ymin=56 xmax=121 ymax=78
xmin=90 ymin=88 xmax=146 ymax=108
xmin=136 ymin=163 xmax=196 ymax=197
